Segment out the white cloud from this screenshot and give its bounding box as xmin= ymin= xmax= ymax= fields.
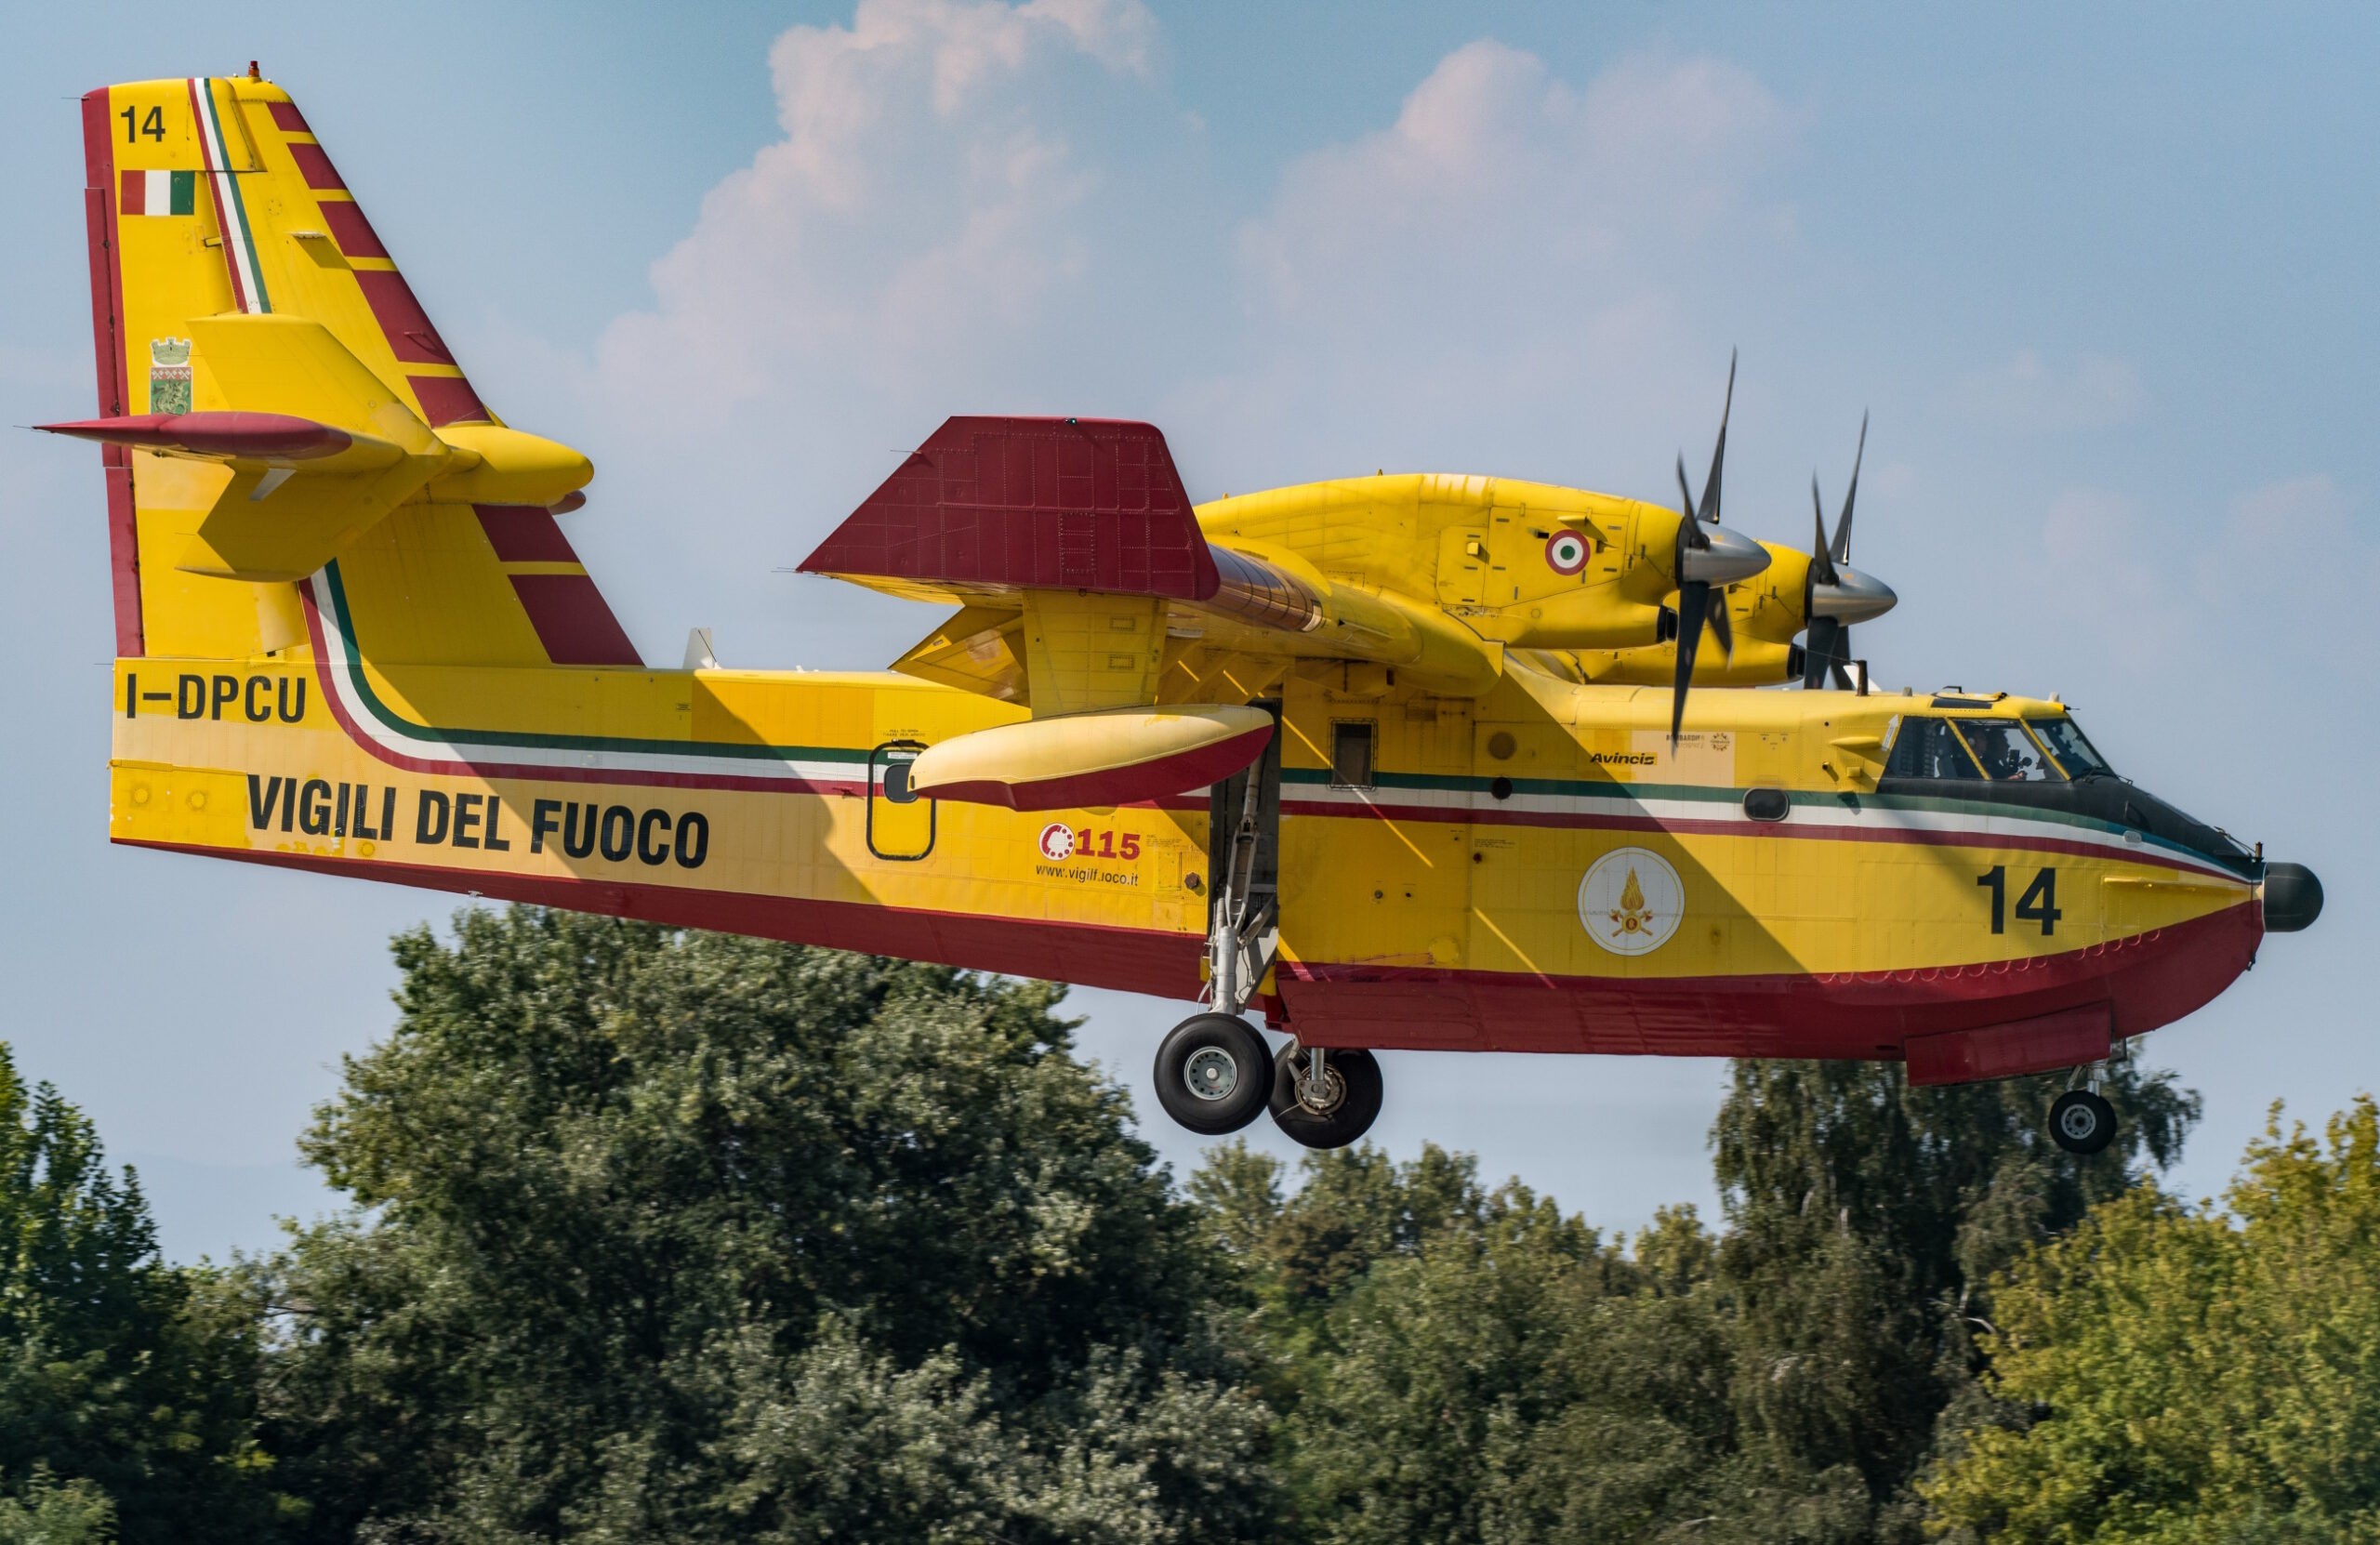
xmin=1950 ymin=348 xmax=2146 ymax=432
xmin=1240 ymin=45 xmax=1790 ymax=315
xmin=538 ymin=19 xmax=1812 ymax=670
xmin=588 ymin=0 xmax=1163 ymax=429
xmin=1188 ymin=45 xmax=1799 ymax=487
xmin=2039 ymin=473 xmax=2375 ymax=684
xmin=2038 ymin=487 xmax=2190 ymax=669
xmin=2201 ymin=473 xmax=2374 ymax=615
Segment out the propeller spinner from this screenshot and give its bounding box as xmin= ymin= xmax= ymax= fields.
xmin=1800 ymin=415 xmax=1897 ymax=689
xmin=1667 ymin=352 xmax=1772 ymax=745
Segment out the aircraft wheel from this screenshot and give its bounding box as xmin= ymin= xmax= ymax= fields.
xmin=2048 ymin=1089 xmax=2118 ymax=1155
xmin=1153 ymin=1014 xmax=1273 ymax=1136
xmin=1269 ymin=1044 xmax=1383 ymax=1150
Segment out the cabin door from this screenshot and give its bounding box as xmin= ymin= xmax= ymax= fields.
xmin=866 ymin=740 xmax=934 ymax=861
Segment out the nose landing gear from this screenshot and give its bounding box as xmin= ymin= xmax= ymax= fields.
xmin=2047 ymin=1057 xmax=2119 ymax=1155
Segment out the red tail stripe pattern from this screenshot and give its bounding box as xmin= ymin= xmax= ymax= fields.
xmin=78 ymin=88 xmax=141 ymax=655
xmin=287 ymin=141 xmax=344 ymax=190
xmin=317 ymin=200 xmax=388 ymax=259
xmin=509 ymin=574 xmax=642 ymax=667
xmin=475 ymin=505 xmax=581 ymax=562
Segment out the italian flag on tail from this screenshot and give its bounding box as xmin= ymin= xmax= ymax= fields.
xmin=120 ymin=168 xmax=195 ymax=216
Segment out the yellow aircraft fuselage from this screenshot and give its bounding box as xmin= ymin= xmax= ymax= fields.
xmin=67 ymin=73 xmax=2299 ymax=1102
xmin=112 ymin=561 xmax=2261 ymax=1084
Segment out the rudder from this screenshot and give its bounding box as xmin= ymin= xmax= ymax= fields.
xmin=65 ymin=72 xmax=637 ymax=669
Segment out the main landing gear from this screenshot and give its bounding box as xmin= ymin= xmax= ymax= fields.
xmin=1269 ymin=1042 xmax=1382 ymax=1150
xmin=1151 ymin=715 xmax=1385 ymax=1150
xmin=1151 ymin=1021 xmax=1385 ymax=1150
xmin=2047 ymin=1059 xmax=2119 ymax=1155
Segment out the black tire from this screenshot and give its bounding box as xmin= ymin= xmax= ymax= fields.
xmin=1268 ymin=1044 xmax=1383 ymax=1150
xmin=1153 ymin=1014 xmax=1273 ymax=1136
xmin=2048 ymin=1089 xmax=2118 ymax=1155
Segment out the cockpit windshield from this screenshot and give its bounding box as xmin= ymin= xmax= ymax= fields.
xmin=1884 ymin=715 xmax=2100 ymax=783
xmin=1884 ymin=718 xmax=1982 ymax=779
xmin=2030 ymin=716 xmax=2112 ymax=778
xmin=1956 ymin=720 xmax=2060 ymax=781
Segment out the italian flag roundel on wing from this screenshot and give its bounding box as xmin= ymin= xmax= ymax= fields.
xmin=120 ymin=169 xmax=195 ymax=217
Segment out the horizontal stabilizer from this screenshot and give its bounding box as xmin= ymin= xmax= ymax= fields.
xmin=800 ymin=416 xmax=1220 ymax=601
xmin=36 ymin=411 xmax=374 ymax=463
xmin=153 ymin=314 xmax=444 ymax=579
xmin=911 ymin=703 xmax=1273 ymax=811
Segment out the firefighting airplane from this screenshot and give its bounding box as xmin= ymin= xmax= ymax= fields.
xmin=46 ymin=72 xmax=2320 ymax=1155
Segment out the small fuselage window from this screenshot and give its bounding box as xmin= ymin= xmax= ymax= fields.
xmin=1956 ymin=719 xmax=2061 ymax=782
xmin=1331 ymin=721 xmax=1376 ymax=789
xmin=2030 ymin=716 xmax=2112 ymax=778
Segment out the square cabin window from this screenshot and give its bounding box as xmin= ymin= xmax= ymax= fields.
xmin=1331 ymin=721 xmax=1376 ymax=789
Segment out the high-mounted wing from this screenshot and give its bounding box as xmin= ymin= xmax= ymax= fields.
xmin=800 ymin=416 xmax=1515 ymax=808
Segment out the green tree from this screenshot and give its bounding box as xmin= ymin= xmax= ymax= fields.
xmin=1197 ymin=1058 xmax=2202 ymax=1544
xmin=1191 ymin=1143 xmax=1742 ymax=1543
xmin=1712 ymin=1057 xmax=2200 ymax=1539
xmin=0 ymin=1467 xmax=115 ymax=1545
xmin=259 ymin=908 xmax=1272 ymax=1543
xmin=1924 ymin=1096 xmax=2380 ymax=1543
xmin=0 ymin=1045 xmax=281 ymax=1544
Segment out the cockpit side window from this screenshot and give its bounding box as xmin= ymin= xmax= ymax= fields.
xmin=1956 ymin=719 xmax=2062 ymax=782
xmin=1884 ymin=718 xmax=1983 ymax=780
xmin=2030 ymin=717 xmax=2112 ymax=778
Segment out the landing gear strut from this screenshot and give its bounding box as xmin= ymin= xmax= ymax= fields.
xmin=2048 ymin=1059 xmax=2118 ymax=1155
xmin=1155 ymin=717 xmax=1285 ymax=1138
xmin=1268 ymin=1042 xmax=1382 ymax=1149
xmin=1203 ymin=732 xmax=1278 ymax=1024
xmin=1154 ymin=712 xmax=1390 ymax=1147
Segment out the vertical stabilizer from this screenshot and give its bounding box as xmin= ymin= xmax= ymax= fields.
xmin=69 ymin=74 xmax=637 ymax=667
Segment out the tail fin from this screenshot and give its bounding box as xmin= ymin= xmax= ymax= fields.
xmin=63 ymin=74 xmax=637 ymax=667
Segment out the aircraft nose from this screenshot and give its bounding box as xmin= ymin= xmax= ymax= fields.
xmin=2262 ymin=862 xmax=2323 ymax=932
xmin=1683 ymin=522 xmax=1773 ymax=587
xmin=1811 ymin=565 xmax=1897 ymax=626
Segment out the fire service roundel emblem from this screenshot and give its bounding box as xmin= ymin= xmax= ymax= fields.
xmin=1578 ymin=846 xmax=1685 ymax=957
xmin=1038 ymin=822 xmax=1078 ymax=862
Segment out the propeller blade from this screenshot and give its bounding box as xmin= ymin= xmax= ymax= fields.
xmin=1708 ymin=588 xmax=1734 ymax=659
xmin=1699 ymin=350 xmax=1737 ymax=527
xmin=1802 ymin=616 xmax=1840 ymax=689
xmin=1830 ymin=626 xmax=1857 ymax=689
xmin=1674 ymin=456 xmax=1705 ymax=545
xmin=1808 ymin=477 xmax=1839 ymax=588
xmin=1831 ymin=411 xmax=1867 ymax=564
xmin=1671 ymin=580 xmax=1708 ymax=746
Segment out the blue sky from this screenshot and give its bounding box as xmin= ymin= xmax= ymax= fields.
xmin=4 ymin=0 xmax=2374 ymax=1260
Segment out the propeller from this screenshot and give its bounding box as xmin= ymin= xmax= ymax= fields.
xmin=1799 ymin=414 xmax=1897 ymax=689
xmin=1667 ymin=351 xmax=1772 ymax=745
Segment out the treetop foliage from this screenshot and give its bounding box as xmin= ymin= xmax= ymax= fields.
xmin=0 ymin=1044 xmax=281 ymax=1544
xmin=1924 ymin=1096 xmax=2380 ymax=1542
xmin=5 ymin=906 xmax=2374 ymax=1544
xmin=265 ymin=908 xmax=1271 ymax=1544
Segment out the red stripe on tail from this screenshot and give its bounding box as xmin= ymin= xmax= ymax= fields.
xmin=475 ymin=505 xmax=580 ymax=562
xmin=509 ymin=574 xmax=641 ymax=667
xmin=79 ymin=88 xmax=141 ymax=655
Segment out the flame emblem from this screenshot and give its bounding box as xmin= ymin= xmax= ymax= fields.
xmin=1608 ymin=866 xmax=1654 ymax=937
xmin=1577 ymin=847 xmax=1685 ymax=956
